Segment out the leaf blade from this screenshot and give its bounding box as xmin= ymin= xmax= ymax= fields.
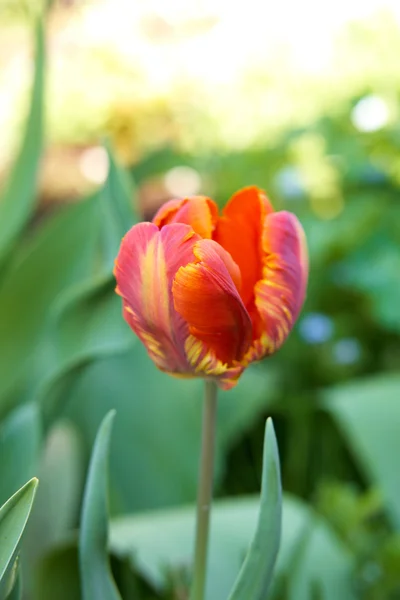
xmin=79 ymin=410 xmax=121 ymax=600
xmin=228 ymin=417 xmax=282 ymax=600
xmin=0 ymin=478 xmax=39 ymax=598
xmin=322 ymin=374 xmax=400 ymax=529
xmin=0 ymin=17 xmax=45 ymax=268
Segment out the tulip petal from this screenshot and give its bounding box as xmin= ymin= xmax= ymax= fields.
xmin=247 ymin=211 xmax=308 ymax=360
xmin=114 ymin=222 xmax=201 ymax=373
xmin=172 ymin=239 xmax=253 ymax=366
xmin=183 ymin=333 xmax=245 ymax=390
xmin=153 ymin=196 xmax=219 ymax=239
xmin=214 ymin=186 xmax=274 ymax=307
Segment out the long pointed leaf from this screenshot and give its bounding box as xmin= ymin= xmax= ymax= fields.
xmin=99 ymin=145 xmax=136 ymax=271
xmin=228 ymin=418 xmax=282 ymax=600
xmin=0 ymin=478 xmax=39 ymax=598
xmin=0 ymin=17 xmax=45 ymax=270
xmin=79 ymin=410 xmax=121 ymax=600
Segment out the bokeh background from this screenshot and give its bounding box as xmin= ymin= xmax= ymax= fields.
xmin=0 ymin=0 xmax=400 ymax=598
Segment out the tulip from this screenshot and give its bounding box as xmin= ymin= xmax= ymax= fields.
xmin=114 ymin=186 xmax=308 ymax=390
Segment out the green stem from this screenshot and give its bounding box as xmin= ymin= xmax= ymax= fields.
xmin=190 ymin=380 xmax=218 ymax=600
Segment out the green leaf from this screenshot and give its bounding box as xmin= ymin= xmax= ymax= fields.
xmin=0 ymin=196 xmax=101 ymax=414
xmin=33 ymin=149 xmax=136 ymax=423
xmin=53 ymin=277 xmax=133 ymax=365
xmin=0 ymin=17 xmax=44 ymax=270
xmin=33 ymin=421 xmax=84 ymax=547
xmin=65 ymin=346 xmax=275 ymax=512
xmin=38 ymin=278 xmax=134 ymax=425
xmin=284 ymin=515 xmax=356 ymax=600
xmin=0 ymin=403 xmax=42 ymax=507
xmin=0 ymin=144 xmax=136 ymax=414
xmin=79 ymin=410 xmax=121 ymax=600
xmin=335 ymin=238 xmax=400 ymax=331
xmin=322 ymin=374 xmax=400 ymax=529
xmin=34 ymin=539 xmax=81 ymax=600
xmin=0 ymin=479 xmax=39 ymax=599
xmin=22 ymin=421 xmax=84 ymax=579
xmin=98 ymin=146 xmax=136 ymax=271
xmin=5 ymin=569 xmax=22 ymax=600
xmin=228 ymin=418 xmax=282 ymax=600
xmin=109 ymin=494 xmax=354 ymax=600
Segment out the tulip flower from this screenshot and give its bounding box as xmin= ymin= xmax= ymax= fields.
xmin=114 ymin=186 xmax=308 ymax=390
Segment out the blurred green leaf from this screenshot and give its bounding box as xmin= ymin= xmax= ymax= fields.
xmin=5 ymin=570 xmax=22 ymax=600
xmin=0 ymin=403 xmax=42 ymax=507
xmin=34 ymin=539 xmax=160 ymax=600
xmin=22 ymin=421 xmax=84 ymax=583
xmin=0 ymin=478 xmax=38 ymax=599
xmin=99 ymin=146 xmax=136 ymax=271
xmin=34 ymin=539 xmax=81 ymax=600
xmin=0 ymin=146 xmax=135 ymax=415
xmin=284 ymin=515 xmax=356 ymax=600
xmin=322 ymin=374 xmax=400 ymax=529
xmin=0 ymin=17 xmax=44 ymax=272
xmin=65 ymin=346 xmax=274 ymax=512
xmin=228 ymin=418 xmax=282 ymax=600
xmin=79 ymin=410 xmax=121 ymax=600
xmin=109 ymin=494 xmax=354 ymax=600
xmin=335 ymin=237 xmax=400 ymax=332
xmin=52 ymin=278 xmax=133 ymax=365
xmin=39 ymin=278 xmax=134 ymax=425
xmin=32 ymin=421 xmax=84 ymax=546
xmin=34 ymin=149 xmax=136 ymax=423
xmin=0 ymin=197 xmax=100 ymax=414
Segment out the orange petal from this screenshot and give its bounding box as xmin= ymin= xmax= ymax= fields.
xmin=214 ymin=186 xmax=274 ymax=307
xmin=153 ymin=196 xmax=219 ymax=239
xmin=172 ymin=239 xmax=253 ymax=366
xmin=246 ymin=211 xmax=308 ymax=361
xmin=114 ymin=222 xmax=200 ymax=373
xmin=183 ymin=334 xmax=245 ymax=390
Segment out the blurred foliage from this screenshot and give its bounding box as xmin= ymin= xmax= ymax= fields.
xmin=0 ymin=4 xmax=400 ymax=600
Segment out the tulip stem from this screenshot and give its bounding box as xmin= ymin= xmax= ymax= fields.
xmin=190 ymin=380 xmax=218 ymax=600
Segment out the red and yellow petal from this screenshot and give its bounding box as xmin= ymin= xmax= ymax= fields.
xmin=114 ymin=222 xmax=200 ymax=373
xmin=214 ymin=186 xmax=274 ymax=307
xmin=172 ymin=238 xmax=253 ymax=366
xmin=246 ymin=211 xmax=308 ymax=362
xmin=183 ymin=334 xmax=245 ymax=390
xmin=153 ymin=196 xmax=219 ymax=239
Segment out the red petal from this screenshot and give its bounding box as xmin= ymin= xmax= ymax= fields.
xmin=247 ymin=211 xmax=308 ymax=360
xmin=153 ymin=196 xmax=219 ymax=239
xmin=172 ymin=239 xmax=252 ymax=365
xmin=214 ymin=186 xmax=274 ymax=307
xmin=182 ymin=334 xmax=245 ymax=390
xmin=114 ymin=222 xmax=200 ymax=373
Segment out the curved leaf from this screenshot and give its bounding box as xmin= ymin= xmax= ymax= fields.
xmin=109 ymin=494 xmax=354 ymax=600
xmin=22 ymin=421 xmax=84 ymax=579
xmin=0 ymin=17 xmax=45 ymax=271
xmin=65 ymin=348 xmax=274 ymax=513
xmin=228 ymin=417 xmax=282 ymax=599
xmin=0 ymin=478 xmax=38 ymax=598
xmin=0 ymin=196 xmax=100 ymax=416
xmin=79 ymin=410 xmax=121 ymax=600
xmin=99 ymin=145 xmax=136 ymax=271
xmin=322 ymin=374 xmax=400 ymax=529
xmin=34 ymin=148 xmax=136 ymax=423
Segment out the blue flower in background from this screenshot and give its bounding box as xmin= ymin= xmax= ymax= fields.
xmin=299 ymin=313 xmax=334 ymax=344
